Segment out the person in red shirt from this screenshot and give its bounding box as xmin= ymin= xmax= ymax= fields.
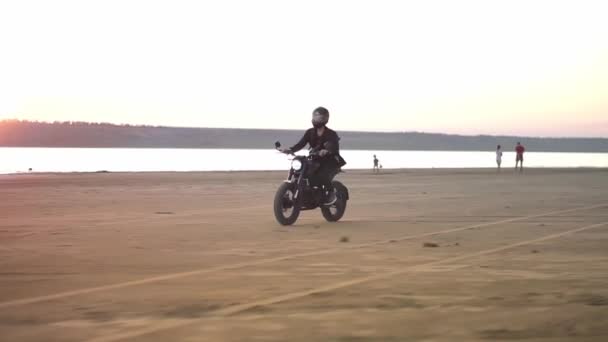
xmin=515 ymin=142 xmax=525 ymax=172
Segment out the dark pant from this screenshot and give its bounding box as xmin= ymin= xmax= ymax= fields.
xmin=311 ymin=161 xmax=339 ymax=191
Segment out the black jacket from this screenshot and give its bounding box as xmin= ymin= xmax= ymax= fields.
xmin=290 ymin=127 xmax=346 ymax=167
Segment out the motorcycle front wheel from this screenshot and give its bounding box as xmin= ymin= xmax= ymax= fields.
xmin=273 ymin=182 xmax=301 ymax=225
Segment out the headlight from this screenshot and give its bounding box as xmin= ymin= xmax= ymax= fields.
xmin=291 ymin=159 xmax=303 ymax=171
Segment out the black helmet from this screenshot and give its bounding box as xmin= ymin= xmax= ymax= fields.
xmin=312 ymin=106 xmax=329 ymax=128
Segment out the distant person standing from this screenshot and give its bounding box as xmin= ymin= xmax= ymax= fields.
xmin=496 ymin=145 xmax=503 ymax=171
xmin=373 ymin=155 xmax=380 ymax=173
xmin=515 ymin=142 xmax=525 ymax=172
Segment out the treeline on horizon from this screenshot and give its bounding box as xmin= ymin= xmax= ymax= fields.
xmin=1 ymin=119 xmax=607 ymax=152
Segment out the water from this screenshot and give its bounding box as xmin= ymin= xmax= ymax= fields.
xmin=1 ymin=148 xmax=607 ymax=174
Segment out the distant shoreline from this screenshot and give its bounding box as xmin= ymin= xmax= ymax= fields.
xmin=3 ymin=167 xmax=607 ymax=177
xmin=1 ymin=121 xmax=607 ymax=153
xmin=2 ymin=146 xmax=608 ymax=154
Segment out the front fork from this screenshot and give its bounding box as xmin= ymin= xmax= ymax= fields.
xmin=294 ymin=173 xmax=304 ymax=201
xmin=285 ymin=167 xmax=307 ymax=202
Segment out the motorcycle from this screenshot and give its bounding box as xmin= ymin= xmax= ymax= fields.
xmin=273 ymin=141 xmax=349 ymax=226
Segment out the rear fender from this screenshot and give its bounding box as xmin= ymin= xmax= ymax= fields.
xmin=332 ymin=180 xmax=349 ymax=201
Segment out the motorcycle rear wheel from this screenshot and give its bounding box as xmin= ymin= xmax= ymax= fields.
xmin=321 ymin=181 xmax=348 ymax=222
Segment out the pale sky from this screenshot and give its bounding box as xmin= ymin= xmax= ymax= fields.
xmin=1 ymin=0 xmax=607 ymax=137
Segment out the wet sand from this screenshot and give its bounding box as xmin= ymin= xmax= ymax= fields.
xmin=1 ymin=168 xmax=608 ymax=341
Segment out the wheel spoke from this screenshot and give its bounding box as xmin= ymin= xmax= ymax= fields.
xmin=282 ymin=190 xmax=294 ymax=215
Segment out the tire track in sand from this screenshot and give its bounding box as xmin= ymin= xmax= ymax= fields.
xmin=0 ymin=203 xmax=605 ymax=309
xmin=89 ymin=220 xmax=608 ymax=342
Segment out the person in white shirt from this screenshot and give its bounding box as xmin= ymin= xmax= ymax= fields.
xmin=496 ymin=145 xmax=503 ymax=171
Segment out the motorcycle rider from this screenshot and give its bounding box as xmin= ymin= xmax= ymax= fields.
xmin=280 ymin=107 xmax=346 ymax=205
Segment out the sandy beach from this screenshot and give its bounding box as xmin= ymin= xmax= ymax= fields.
xmin=1 ymin=168 xmax=608 ymax=341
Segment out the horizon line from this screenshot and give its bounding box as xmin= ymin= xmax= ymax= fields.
xmin=1 ymin=118 xmax=606 ymax=140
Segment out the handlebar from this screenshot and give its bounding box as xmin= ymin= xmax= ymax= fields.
xmin=276 ymin=147 xmax=295 ymax=156
xmin=275 ymin=141 xmax=322 ymax=158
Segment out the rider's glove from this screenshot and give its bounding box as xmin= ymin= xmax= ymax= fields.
xmin=319 ymin=149 xmax=329 ymax=157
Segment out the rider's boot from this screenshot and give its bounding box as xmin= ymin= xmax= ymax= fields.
xmin=323 ymin=188 xmax=337 ymax=206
